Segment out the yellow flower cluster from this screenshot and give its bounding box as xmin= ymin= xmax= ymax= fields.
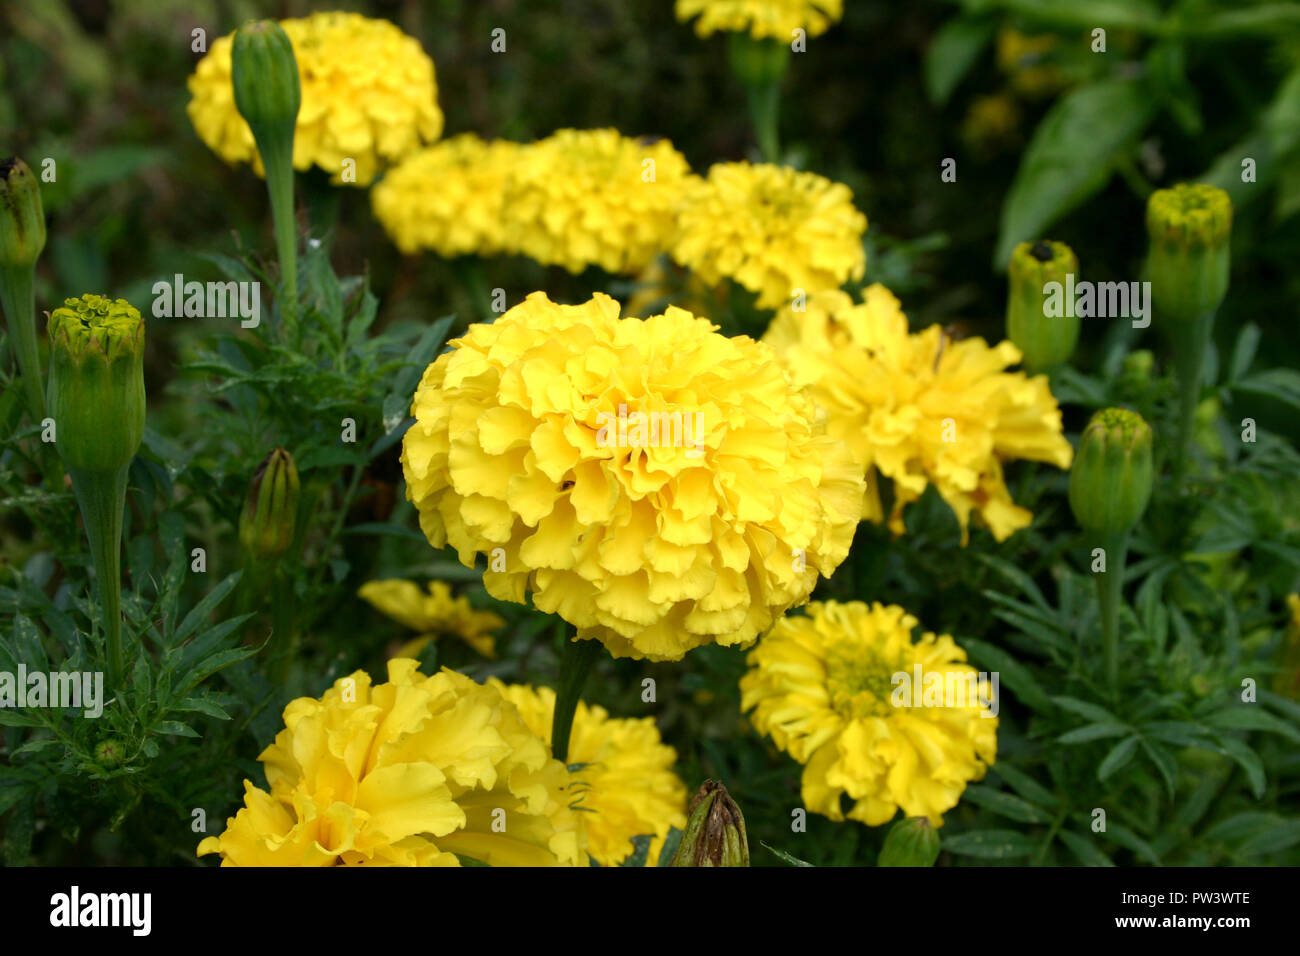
xmin=672 ymin=161 xmax=866 ymax=309
xmin=676 ymin=0 xmax=844 ymax=39
xmin=358 ymin=579 xmax=504 ymax=658
xmin=370 ymin=134 xmax=521 ymax=258
xmin=741 ymin=601 xmax=997 ymax=826
xmin=401 ymin=291 xmax=864 ymax=661
xmin=764 ymin=285 xmax=1073 ymax=542
xmin=503 ymin=128 xmax=696 ymax=274
xmin=187 ymin=12 xmax=443 ymax=185
xmin=197 ymin=659 xmax=584 ymax=866
xmin=488 ymin=681 xmax=687 ymax=865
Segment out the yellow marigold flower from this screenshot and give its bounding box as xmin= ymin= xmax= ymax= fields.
xmin=488 ymin=681 xmax=687 ymax=865
xmin=197 ymin=659 xmax=585 ymax=866
xmin=764 ymin=285 xmax=1072 ymax=542
xmin=1276 ymin=593 xmax=1300 ymax=700
xmin=358 ymin=579 xmax=504 ymax=658
xmin=672 ymin=161 xmax=866 ymax=310
xmin=371 ymin=134 xmax=521 ymax=257
xmin=187 ymin=12 xmax=443 ymax=186
xmin=502 ymin=128 xmax=696 ymax=275
xmin=741 ymin=601 xmax=997 ymax=826
xmin=676 ymin=0 xmax=843 ymax=39
xmin=401 ymin=291 xmax=864 ymax=662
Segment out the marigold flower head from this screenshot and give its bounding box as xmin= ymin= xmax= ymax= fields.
xmin=675 ymin=0 xmax=843 ymax=39
xmin=488 ymin=681 xmax=687 ymax=865
xmin=372 ymin=134 xmax=521 ymax=257
xmin=764 ymin=285 xmax=1072 ymax=542
xmin=501 ymin=129 xmax=695 ymax=275
xmin=672 ymin=162 xmax=866 ymax=310
xmin=401 ymin=291 xmax=864 ymax=661
xmin=359 ymin=579 xmax=504 ymax=658
xmin=741 ymin=601 xmax=998 ymax=826
xmin=187 ymin=12 xmax=443 ymax=186
xmin=198 ymin=659 xmax=584 ymax=866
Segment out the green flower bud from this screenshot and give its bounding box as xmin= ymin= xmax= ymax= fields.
xmin=1007 ymin=239 xmax=1080 ymax=373
xmin=46 ymin=295 xmax=145 ymax=474
xmin=671 ymin=780 xmax=749 ymax=867
xmin=1068 ymin=408 xmax=1154 ymax=536
xmin=726 ymin=32 xmax=790 ymax=88
xmin=877 ymin=816 xmax=941 ymax=867
xmin=239 ymin=447 xmax=300 ymax=562
xmin=231 ymin=20 xmax=301 ymax=154
xmin=94 ymin=738 xmax=125 ymax=768
xmin=0 ymin=157 xmax=46 ymax=269
xmin=1146 ymin=183 xmax=1231 ymax=323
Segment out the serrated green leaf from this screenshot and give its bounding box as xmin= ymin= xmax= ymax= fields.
xmin=1098 ymin=735 xmax=1140 ymax=781
xmin=1057 ymin=829 xmax=1115 ymax=867
xmin=942 ymin=829 xmax=1036 ymax=859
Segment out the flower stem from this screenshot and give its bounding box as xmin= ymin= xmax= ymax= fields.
xmin=261 ymin=138 xmax=298 ymax=345
xmin=0 ymin=264 xmax=45 ymax=423
xmin=745 ymin=80 xmax=782 ymax=163
xmin=69 ymin=465 xmax=129 ymax=691
xmin=551 ymin=628 xmax=600 ymax=764
xmin=1097 ymin=529 xmax=1130 ymax=694
xmin=1170 ymin=310 xmax=1214 ymax=490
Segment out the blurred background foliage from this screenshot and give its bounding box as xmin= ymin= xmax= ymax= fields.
xmin=2 ymin=0 xmax=1300 ymax=865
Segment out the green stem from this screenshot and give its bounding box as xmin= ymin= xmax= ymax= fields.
xmin=745 ymin=80 xmax=782 ymax=163
xmin=452 ymin=257 xmax=495 ymax=322
xmin=69 ymin=465 xmax=129 ymax=691
xmin=0 ymin=264 xmax=45 ymax=423
xmin=260 ymin=137 xmax=298 ymax=344
xmin=270 ymin=568 xmax=297 ymax=684
xmin=302 ymin=167 xmax=341 ymax=251
xmin=1097 ymin=529 xmax=1130 ymax=694
xmin=1170 ymin=311 xmax=1214 ymax=490
xmin=551 ymin=628 xmax=600 ymax=764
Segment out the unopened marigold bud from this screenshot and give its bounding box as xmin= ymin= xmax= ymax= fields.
xmin=672 ymin=779 xmax=750 ymax=867
xmin=1146 ymin=183 xmax=1231 ymax=323
xmin=1007 ymin=239 xmax=1079 ymax=373
xmin=877 ymin=816 xmax=941 ymax=867
xmin=231 ymin=20 xmax=301 ymax=154
xmin=1069 ymin=408 xmax=1153 ymax=536
xmin=0 ymin=157 xmax=46 ymax=269
xmin=240 ymin=447 xmax=300 ymax=562
xmin=46 ymin=295 xmax=146 ymax=474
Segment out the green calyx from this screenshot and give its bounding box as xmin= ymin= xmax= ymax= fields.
xmin=1146 ymin=183 xmax=1231 ymax=323
xmin=1069 ymin=408 xmax=1154 ymax=537
xmin=1007 ymin=239 xmax=1080 ymax=373
xmin=877 ymin=816 xmax=941 ymax=867
xmin=239 ymin=447 xmax=300 ymax=563
xmin=671 ymin=779 xmax=750 ymax=867
xmin=0 ymin=156 xmax=47 ymax=269
xmin=231 ymin=20 xmax=301 ymax=148
xmin=47 ymin=295 xmax=146 ymax=474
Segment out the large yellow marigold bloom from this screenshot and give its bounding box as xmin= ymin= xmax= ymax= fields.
xmin=502 ymin=128 xmax=695 ymax=275
xmin=676 ymin=0 xmax=843 ymax=39
xmin=741 ymin=601 xmax=998 ymax=826
xmin=371 ymin=134 xmax=521 ymax=257
xmin=401 ymin=291 xmax=864 ymax=661
xmin=488 ymin=681 xmax=688 ymax=865
xmin=764 ymin=285 xmax=1073 ymax=542
xmin=197 ymin=659 xmax=584 ymax=866
xmin=672 ymin=162 xmax=866 ymax=310
xmin=187 ymin=12 xmax=443 ymax=186
xmin=358 ymin=579 xmax=504 ymax=658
